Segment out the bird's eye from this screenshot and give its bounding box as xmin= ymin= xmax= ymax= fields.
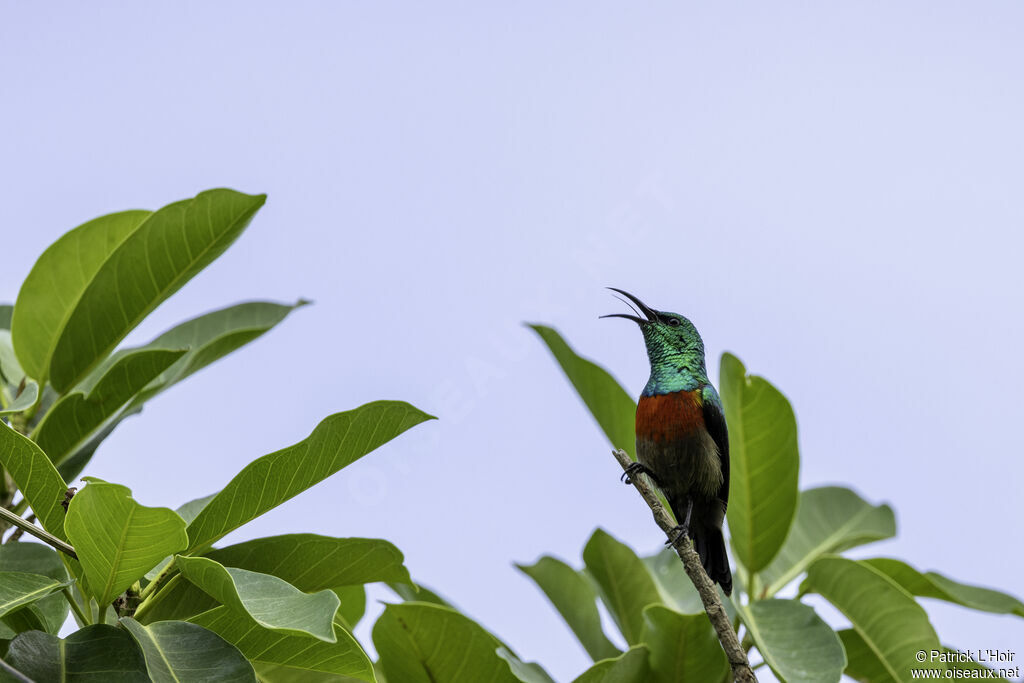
xmin=667 ymin=318 xmax=681 ymax=327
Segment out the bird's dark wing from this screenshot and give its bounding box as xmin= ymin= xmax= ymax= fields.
xmin=702 ymin=384 xmax=730 ymax=506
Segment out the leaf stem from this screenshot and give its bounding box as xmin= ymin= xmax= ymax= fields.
xmin=612 ymin=448 xmax=758 ymax=683
xmin=139 ymin=556 xmax=176 ymax=601
xmin=0 ymin=506 xmax=77 ymax=558
xmin=63 ymin=586 xmax=91 ymax=626
xmin=133 ymin=573 xmax=181 ymax=622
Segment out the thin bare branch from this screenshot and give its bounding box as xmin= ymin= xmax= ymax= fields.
xmin=612 ymin=448 xmax=756 ymax=683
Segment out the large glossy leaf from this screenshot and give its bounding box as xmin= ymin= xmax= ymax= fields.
xmin=65 ymin=481 xmax=187 ymax=605
xmin=0 ymin=572 xmax=68 ymax=620
xmin=528 ymin=325 xmax=636 ymax=458
xmin=333 ymin=584 xmax=366 ymax=630
xmin=841 ymin=631 xmax=1009 ymax=683
xmin=146 ymin=534 xmax=411 ymax=624
xmin=0 ymin=543 xmax=70 ymax=634
xmin=373 ymin=601 xmax=521 ymax=683
xmin=175 ymin=556 xmax=340 ymax=642
xmin=582 ymin=529 xmax=662 ymax=645
xmin=640 ymin=605 xmax=728 ymax=683
xmin=804 ymin=557 xmax=943 ymax=681
xmin=120 ymin=617 xmax=256 ymax=683
xmin=45 ymin=190 xmax=265 ymax=392
xmin=208 ymin=534 xmax=413 ymax=588
xmin=496 ymin=647 xmax=557 ymax=683
xmin=11 ymin=210 xmax=151 ymax=383
xmin=191 ymin=605 xmax=375 ymax=682
xmin=0 ymin=330 xmax=38 ymax=416
xmin=862 ymin=558 xmax=1024 ymax=618
xmin=0 ymin=421 xmax=71 ymax=539
xmin=719 ymin=352 xmax=799 ymax=574
xmin=839 ymin=628 xmax=897 ymax=683
xmin=760 ymin=486 xmax=895 ymax=597
xmin=56 ymin=414 xmax=130 ymax=483
xmin=34 ymin=348 xmax=186 ymax=465
xmin=641 ymin=550 xmax=705 ymax=615
xmin=53 ymin=301 xmax=305 ymax=479
xmin=571 ymin=646 xmax=650 ymax=683
xmin=185 ymin=401 xmax=434 ymax=553
xmin=737 ymin=598 xmax=845 ymax=683
xmin=516 ymin=555 xmax=620 ymax=661
xmin=387 ymin=580 xmax=455 ymax=608
xmin=124 ymin=300 xmax=307 ymax=410
xmin=3 ymin=624 xmax=149 ymax=681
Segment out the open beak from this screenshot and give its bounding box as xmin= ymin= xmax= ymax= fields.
xmin=600 ymin=287 xmax=658 ymax=324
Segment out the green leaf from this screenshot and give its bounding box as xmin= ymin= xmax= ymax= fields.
xmin=387 ymin=581 xmax=455 ymax=608
xmin=136 ymin=533 xmax=399 ymax=630
xmin=191 ymin=605 xmax=375 ymax=682
xmin=185 ymin=401 xmax=434 ymax=554
xmin=176 ymin=493 xmax=217 ymax=525
xmin=516 ymin=556 xmax=620 ymax=662
xmin=0 ymin=421 xmax=71 ymax=539
xmin=804 ymin=557 xmax=943 ymax=682
xmin=760 ymin=486 xmax=896 ymax=597
xmin=373 ymin=602 xmax=520 ymax=683
xmin=175 ymin=555 xmax=340 ymax=642
xmin=719 ymin=352 xmax=799 ymax=574
xmin=0 ymin=381 xmax=38 ymax=416
xmin=53 ymin=301 xmax=305 ymax=480
xmin=1 ymin=603 xmax=49 ymax=638
xmin=11 ymin=210 xmax=151 ymax=383
xmin=56 ymin=416 xmax=128 ymax=483
xmin=0 ymin=572 xmax=68 ymax=619
xmin=841 ymin=631 xmax=1004 ymax=683
xmin=571 ymin=646 xmax=650 ymax=683
xmin=528 ymin=325 xmax=636 ymax=458
xmin=0 ymin=304 xmax=12 ymax=330
xmin=120 ymin=617 xmax=256 ymax=683
xmin=34 ymin=348 xmax=186 ymax=465
xmin=862 ymin=557 xmax=1024 ymax=618
xmin=4 ymin=624 xmax=149 ymax=681
xmin=124 ymin=300 xmax=308 ymax=411
xmin=736 ymin=598 xmax=845 ymax=683
xmin=582 ymin=529 xmax=662 ymax=645
xmin=65 ymin=481 xmax=188 ymax=605
xmin=0 ymin=543 xmax=70 ymax=634
xmin=46 ymin=190 xmax=266 ymax=392
xmin=641 ymin=550 xmax=705 ymax=615
xmin=496 ymin=647 xmax=557 ymax=683
xmin=0 ymin=331 xmax=37 ymax=416
xmin=838 ymin=628 xmax=897 ymax=683
xmin=208 ymin=534 xmax=413 ymax=589
xmin=640 ymin=605 xmax=728 ymax=683
xmin=334 ymin=585 xmax=366 ymax=630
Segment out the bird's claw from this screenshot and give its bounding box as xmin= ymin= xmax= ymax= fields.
xmin=664 ymin=524 xmax=691 ymax=548
xmin=620 ymin=462 xmax=653 ymax=485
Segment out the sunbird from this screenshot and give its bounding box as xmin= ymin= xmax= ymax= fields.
xmin=603 ymin=288 xmax=733 ymax=595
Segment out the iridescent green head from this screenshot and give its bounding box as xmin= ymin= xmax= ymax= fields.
xmin=602 ymin=288 xmax=708 ymax=396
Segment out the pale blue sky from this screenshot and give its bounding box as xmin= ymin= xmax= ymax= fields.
xmin=2 ymin=3 xmax=1022 ymax=681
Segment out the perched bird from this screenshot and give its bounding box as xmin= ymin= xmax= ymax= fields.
xmin=602 ymin=288 xmax=733 ymax=595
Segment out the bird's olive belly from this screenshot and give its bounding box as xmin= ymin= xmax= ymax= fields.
xmin=636 ymin=429 xmax=723 ymax=500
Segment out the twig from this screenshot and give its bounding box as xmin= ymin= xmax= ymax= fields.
xmin=0 ymin=506 xmax=78 ymax=559
xmin=612 ymin=448 xmax=756 ymax=683
xmin=63 ymin=586 xmax=91 ymax=626
xmin=6 ymin=513 xmax=35 ymax=542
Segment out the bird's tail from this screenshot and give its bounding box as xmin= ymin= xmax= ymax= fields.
xmin=693 ymin=525 xmax=733 ymax=596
